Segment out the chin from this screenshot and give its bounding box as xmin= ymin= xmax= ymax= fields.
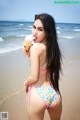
xmin=34 ymin=40 xmax=38 ymax=43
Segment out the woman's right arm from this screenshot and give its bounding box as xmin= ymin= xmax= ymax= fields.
xmin=24 ymin=44 xmax=40 ymax=86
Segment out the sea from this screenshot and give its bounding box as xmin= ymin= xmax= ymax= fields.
xmin=0 ymin=21 xmax=80 ymax=54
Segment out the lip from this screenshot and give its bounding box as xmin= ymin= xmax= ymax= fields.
xmin=33 ymin=35 xmax=37 ymax=41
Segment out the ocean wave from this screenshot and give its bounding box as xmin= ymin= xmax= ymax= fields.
xmin=0 ymin=37 xmax=4 ymax=42
xmin=74 ymin=27 xmax=78 ymax=29
xmin=56 ymin=27 xmax=61 ymax=29
xmin=18 ymin=24 xmax=24 ymax=26
xmin=2 ymin=35 xmax=19 ymax=39
xmin=73 ymin=29 xmax=80 ymax=32
xmin=0 ymin=45 xmax=22 ymax=54
xmin=57 ymin=30 xmax=60 ymax=34
xmin=28 ymin=25 xmax=33 ymax=28
xmin=23 ymin=28 xmax=32 ymax=31
xmin=60 ymin=36 xmax=74 ymax=39
xmin=15 ymin=34 xmax=26 ymax=37
xmin=2 ymin=34 xmax=25 ymax=39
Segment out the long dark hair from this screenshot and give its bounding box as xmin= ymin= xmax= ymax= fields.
xmin=35 ymin=13 xmax=62 ymax=92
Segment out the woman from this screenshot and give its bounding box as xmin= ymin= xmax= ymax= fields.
xmin=24 ymin=13 xmax=62 ymax=120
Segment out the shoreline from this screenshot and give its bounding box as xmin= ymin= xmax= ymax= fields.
xmin=0 ymin=49 xmax=29 ymax=106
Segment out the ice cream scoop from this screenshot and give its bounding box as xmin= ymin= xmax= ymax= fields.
xmin=24 ymin=34 xmax=35 ymax=52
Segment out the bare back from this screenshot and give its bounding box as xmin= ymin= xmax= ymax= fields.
xmin=30 ymin=43 xmax=51 ymax=87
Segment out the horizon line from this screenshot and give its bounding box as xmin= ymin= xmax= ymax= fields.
xmin=0 ymin=20 xmax=80 ymax=24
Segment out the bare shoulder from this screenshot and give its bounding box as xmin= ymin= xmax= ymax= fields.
xmin=30 ymin=43 xmax=46 ymax=55
xmin=30 ymin=43 xmax=41 ymax=56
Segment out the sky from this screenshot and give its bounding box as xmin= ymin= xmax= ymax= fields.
xmin=0 ymin=0 xmax=80 ymax=23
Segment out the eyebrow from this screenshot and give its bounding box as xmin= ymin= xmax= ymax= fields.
xmin=33 ymin=25 xmax=44 ymax=29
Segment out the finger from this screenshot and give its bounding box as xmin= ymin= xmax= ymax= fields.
xmin=23 ymin=47 xmax=28 ymax=53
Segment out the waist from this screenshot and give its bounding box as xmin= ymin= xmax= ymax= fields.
xmin=29 ymin=80 xmax=52 ymax=87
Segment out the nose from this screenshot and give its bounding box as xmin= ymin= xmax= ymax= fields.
xmin=32 ymin=28 xmax=38 ymax=36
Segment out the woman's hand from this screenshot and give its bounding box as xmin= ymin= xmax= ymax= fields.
xmin=23 ymin=35 xmax=35 ymax=57
xmin=23 ymin=44 xmax=30 ymax=57
xmin=23 ymin=38 xmax=31 ymax=57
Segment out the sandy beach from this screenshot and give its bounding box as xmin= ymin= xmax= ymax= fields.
xmin=0 ymin=49 xmax=50 ymax=120
xmin=0 ymin=36 xmax=80 ymax=120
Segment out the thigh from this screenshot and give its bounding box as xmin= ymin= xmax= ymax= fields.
xmin=27 ymin=87 xmax=46 ymax=120
xmin=47 ymin=98 xmax=62 ymax=120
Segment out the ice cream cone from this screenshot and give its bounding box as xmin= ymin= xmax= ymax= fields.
xmin=24 ymin=34 xmax=35 ymax=52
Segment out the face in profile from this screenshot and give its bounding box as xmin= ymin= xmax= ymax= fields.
xmin=32 ymin=19 xmax=47 ymax=43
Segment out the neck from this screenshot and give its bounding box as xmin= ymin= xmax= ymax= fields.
xmin=40 ymin=39 xmax=47 ymax=45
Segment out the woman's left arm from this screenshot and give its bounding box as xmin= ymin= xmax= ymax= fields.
xmin=24 ymin=45 xmax=40 ymax=86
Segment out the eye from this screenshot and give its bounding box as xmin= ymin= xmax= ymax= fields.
xmin=38 ymin=28 xmax=43 ymax=31
xmin=33 ymin=25 xmax=36 ymax=29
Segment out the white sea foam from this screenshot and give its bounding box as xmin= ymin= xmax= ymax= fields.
xmin=18 ymin=24 xmax=24 ymax=26
xmin=56 ymin=27 xmax=61 ymax=29
xmin=0 ymin=37 xmax=4 ymax=42
xmin=28 ymin=26 xmax=33 ymax=28
xmin=16 ymin=34 xmax=26 ymax=37
xmin=73 ymin=29 xmax=80 ymax=32
xmin=60 ymin=36 xmax=74 ymax=39
xmin=0 ymin=46 xmax=22 ymax=54
xmin=57 ymin=30 xmax=60 ymax=34
xmin=74 ymin=27 xmax=78 ymax=29
xmin=26 ymin=28 xmax=32 ymax=31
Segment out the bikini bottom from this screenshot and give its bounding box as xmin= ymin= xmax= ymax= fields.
xmin=27 ymin=85 xmax=61 ymax=108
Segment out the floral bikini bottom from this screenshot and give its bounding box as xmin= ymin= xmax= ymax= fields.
xmin=27 ymin=85 xmax=61 ymax=108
